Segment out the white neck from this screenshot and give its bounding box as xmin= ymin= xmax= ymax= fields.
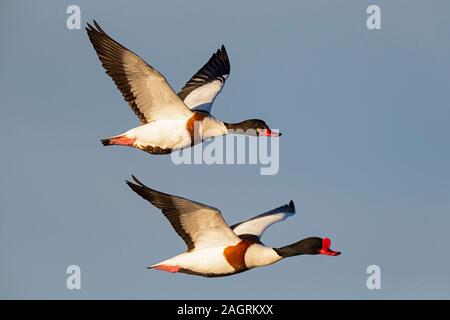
xmin=201 ymin=116 xmax=228 ymax=139
xmin=244 ymin=244 xmax=282 ymax=269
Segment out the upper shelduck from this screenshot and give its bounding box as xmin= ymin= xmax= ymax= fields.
xmin=86 ymin=21 xmax=281 ymax=155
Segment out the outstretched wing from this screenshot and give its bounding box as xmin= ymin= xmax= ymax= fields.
xmin=126 ymin=176 xmax=240 ymax=251
xmin=86 ymin=21 xmax=192 ymax=124
xmin=178 ymin=45 xmax=230 ymax=113
xmin=231 ymin=201 xmax=296 ymax=238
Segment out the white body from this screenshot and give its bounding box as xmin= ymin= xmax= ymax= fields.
xmin=127 ymin=119 xmax=191 ymax=151
xmin=152 ymin=244 xmax=282 ymax=275
xmin=123 ymin=115 xmax=227 ymax=151
xmin=153 ymin=247 xmax=236 ymax=275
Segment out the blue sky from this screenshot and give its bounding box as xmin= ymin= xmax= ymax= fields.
xmin=1 ymin=0 xmax=450 ymax=299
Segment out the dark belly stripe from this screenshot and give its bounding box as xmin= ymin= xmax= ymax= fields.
xmin=140 ymin=145 xmax=173 ymax=155
xmin=178 ymin=268 xmax=245 ymax=278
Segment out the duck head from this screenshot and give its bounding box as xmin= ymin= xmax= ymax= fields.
xmin=274 ymin=237 xmax=341 ymax=258
xmin=224 ymin=119 xmax=281 ymax=137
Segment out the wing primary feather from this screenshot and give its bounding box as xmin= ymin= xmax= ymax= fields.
xmin=125 ymin=179 xmax=196 ymax=250
xmin=86 ymin=21 xmax=191 ymax=124
xmin=125 ymin=176 xmax=240 ymax=251
xmin=231 ymin=201 xmax=296 ymax=238
xmin=178 ymin=45 xmax=230 ymax=112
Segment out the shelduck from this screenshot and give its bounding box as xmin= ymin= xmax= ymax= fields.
xmin=86 ymin=21 xmax=281 ymax=155
xmin=126 ymin=176 xmax=341 ymax=277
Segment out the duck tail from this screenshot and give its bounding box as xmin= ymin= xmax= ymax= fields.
xmin=100 ymin=135 xmax=135 ymax=146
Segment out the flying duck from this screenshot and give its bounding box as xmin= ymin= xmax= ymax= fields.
xmin=86 ymin=21 xmax=281 ymax=155
xmin=126 ymin=176 xmax=340 ymax=277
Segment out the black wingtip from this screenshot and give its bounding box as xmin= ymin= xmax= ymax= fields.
xmin=125 ymin=179 xmax=147 ymax=199
xmin=131 ymin=175 xmax=145 ymax=186
xmin=93 ymin=20 xmax=102 ymax=30
xmin=85 ymin=20 xmax=104 ymax=34
xmin=288 ymin=200 xmax=295 ymax=213
xmin=215 ymin=45 xmax=228 ymax=61
xmin=86 ymin=20 xmax=98 ymax=31
xmin=219 ymin=45 xmax=228 ymax=57
xmin=125 ymin=179 xmax=138 ymax=190
xmin=100 ymin=138 xmax=111 ymax=146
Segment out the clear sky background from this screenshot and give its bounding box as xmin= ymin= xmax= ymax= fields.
xmin=1 ymin=0 xmax=450 ymax=299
